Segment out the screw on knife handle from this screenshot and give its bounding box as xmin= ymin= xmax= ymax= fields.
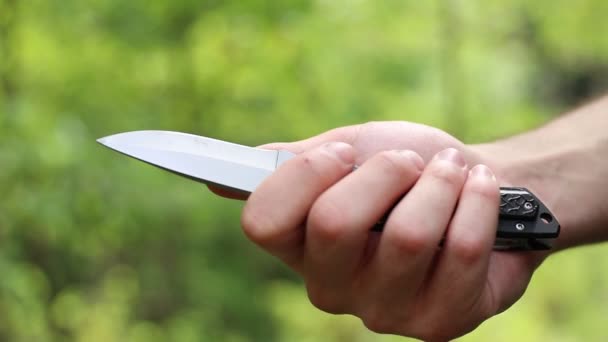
xmin=371 ymin=187 xmax=560 ymax=251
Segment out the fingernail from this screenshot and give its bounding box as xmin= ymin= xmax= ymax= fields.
xmin=470 ymin=164 xmax=496 ymax=181
xmin=398 ymin=150 xmax=424 ymax=171
xmin=325 ymin=142 xmax=355 ymax=164
xmin=435 ymin=148 xmax=467 ymax=169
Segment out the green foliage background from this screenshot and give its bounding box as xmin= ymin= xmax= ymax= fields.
xmin=1 ymin=0 xmax=608 ymax=341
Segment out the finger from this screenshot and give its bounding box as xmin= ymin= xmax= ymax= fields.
xmin=241 ymin=142 xmax=356 ymax=267
xmin=208 ymin=126 xmax=361 ymax=200
xmin=207 ymin=185 xmax=249 ymax=200
xmin=303 ymin=150 xmax=424 ymax=307
xmin=258 ymin=125 xmax=361 ymax=154
xmin=425 ymin=164 xmax=500 ymax=318
xmin=363 ymin=148 xmax=468 ymax=308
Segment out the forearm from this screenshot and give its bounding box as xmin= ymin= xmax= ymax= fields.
xmin=473 ymin=96 xmax=608 ymax=250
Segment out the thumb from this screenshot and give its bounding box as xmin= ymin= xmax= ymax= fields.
xmin=259 ymin=124 xmax=361 ymax=153
xmin=207 ymin=124 xmax=361 ymax=199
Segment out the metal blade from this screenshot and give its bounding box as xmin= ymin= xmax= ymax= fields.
xmin=97 ymin=131 xmax=295 ymax=193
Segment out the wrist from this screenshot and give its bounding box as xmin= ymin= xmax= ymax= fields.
xmin=465 ymin=96 xmax=608 ymax=254
xmin=470 ymin=142 xmax=578 ymax=252
xmin=471 ymin=138 xmax=608 ymax=252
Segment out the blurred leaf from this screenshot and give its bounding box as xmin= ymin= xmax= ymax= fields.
xmin=1 ymin=0 xmax=607 ymax=341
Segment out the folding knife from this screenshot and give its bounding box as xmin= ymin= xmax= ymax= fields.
xmin=98 ymin=130 xmax=560 ymax=251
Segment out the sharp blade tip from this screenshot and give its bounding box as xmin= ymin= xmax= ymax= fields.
xmin=96 ymin=137 xmax=109 ymax=146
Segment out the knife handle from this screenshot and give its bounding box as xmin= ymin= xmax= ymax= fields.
xmin=371 ymin=187 xmax=560 ymax=251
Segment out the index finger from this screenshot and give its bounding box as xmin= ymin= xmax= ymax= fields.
xmin=240 ymin=142 xmax=356 ymax=266
xmin=207 ymin=126 xmax=362 ymax=199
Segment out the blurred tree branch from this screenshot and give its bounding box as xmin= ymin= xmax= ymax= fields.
xmin=516 ymin=10 xmax=608 ymax=108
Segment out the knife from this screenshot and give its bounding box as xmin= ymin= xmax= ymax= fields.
xmin=97 ymin=130 xmax=560 ymax=251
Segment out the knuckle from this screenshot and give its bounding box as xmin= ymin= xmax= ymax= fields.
xmin=406 ymin=318 xmax=450 ymax=342
xmin=450 ymin=236 xmax=487 ymax=265
xmin=361 ymin=310 xmax=397 ymax=334
xmin=418 ymin=331 xmax=452 ymax=342
xmin=240 ymin=205 xmax=277 ymax=245
xmin=427 ymin=162 xmax=465 ymax=188
xmin=360 ymin=308 xmax=458 ymax=340
xmin=308 ymin=201 xmax=349 ymax=243
xmin=386 ymin=222 xmax=434 ymax=256
xmin=375 ymin=151 xmax=420 ymax=177
xmin=467 ymin=179 xmax=500 ymax=202
xmin=361 ymin=307 xmax=468 ymax=341
xmin=362 ymin=313 xmax=438 ymax=340
xmin=240 ymin=205 xmax=262 ymax=239
xmin=306 ymin=283 xmax=347 ymax=314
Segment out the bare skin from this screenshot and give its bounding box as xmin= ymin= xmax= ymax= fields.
xmin=211 ymin=96 xmax=608 ymax=340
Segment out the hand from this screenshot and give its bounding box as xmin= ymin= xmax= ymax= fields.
xmin=216 ymin=122 xmax=547 ymax=340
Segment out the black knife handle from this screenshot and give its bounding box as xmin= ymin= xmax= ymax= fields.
xmin=371 ymin=187 xmax=560 ymax=251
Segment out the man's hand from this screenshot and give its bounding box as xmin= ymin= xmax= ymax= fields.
xmin=222 ymin=122 xmax=545 ymax=340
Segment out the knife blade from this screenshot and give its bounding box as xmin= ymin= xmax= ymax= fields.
xmin=98 ymin=130 xmax=560 ymax=250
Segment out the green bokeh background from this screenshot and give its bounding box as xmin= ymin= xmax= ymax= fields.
xmin=1 ymin=1 xmax=608 ymax=341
